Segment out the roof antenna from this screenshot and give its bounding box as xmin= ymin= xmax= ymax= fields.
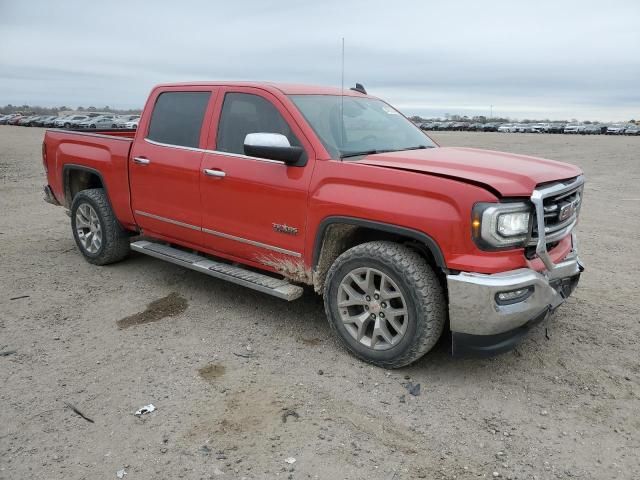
xmin=350 ymin=83 xmax=367 ymax=94
xmin=340 ymin=37 xmax=345 ymax=154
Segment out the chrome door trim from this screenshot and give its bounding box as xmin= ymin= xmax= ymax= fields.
xmin=144 ymin=138 xmax=286 ymax=165
xmin=134 ymin=210 xmax=200 ymax=231
xmin=134 ymin=210 xmax=301 ymax=257
xmin=202 ymin=227 xmax=301 ymax=257
xmin=133 ymin=157 xmax=150 ymax=165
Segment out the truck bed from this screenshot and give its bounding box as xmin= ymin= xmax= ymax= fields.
xmin=43 ymin=128 xmax=136 ymax=227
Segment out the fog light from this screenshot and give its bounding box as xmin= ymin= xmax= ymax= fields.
xmin=495 ymin=287 xmax=533 ymax=305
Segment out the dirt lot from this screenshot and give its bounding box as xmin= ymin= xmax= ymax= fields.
xmin=1 ymin=127 xmax=638 ymax=480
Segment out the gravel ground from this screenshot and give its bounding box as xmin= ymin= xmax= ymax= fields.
xmin=1 ymin=127 xmax=638 ymax=480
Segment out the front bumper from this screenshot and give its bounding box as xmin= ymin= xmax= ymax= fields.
xmin=447 ymin=238 xmax=582 ymax=356
xmin=448 ymin=175 xmax=585 ymax=356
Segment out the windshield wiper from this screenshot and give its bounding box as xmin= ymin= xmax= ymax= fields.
xmin=339 ymin=145 xmax=434 ymax=159
xmin=402 ymin=145 xmax=434 ymax=151
xmin=340 ymin=149 xmax=391 ymax=159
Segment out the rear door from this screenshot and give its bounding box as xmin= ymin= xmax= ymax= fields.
xmin=199 ymin=88 xmax=315 ymax=265
xmin=129 ymin=88 xmax=215 ymax=247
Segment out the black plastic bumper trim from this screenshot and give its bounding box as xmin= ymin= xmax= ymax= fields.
xmin=451 ymin=307 xmax=550 ymax=357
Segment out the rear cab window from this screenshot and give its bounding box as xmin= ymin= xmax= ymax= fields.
xmin=147 ymin=91 xmax=211 ymax=148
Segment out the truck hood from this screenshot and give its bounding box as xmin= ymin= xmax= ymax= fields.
xmin=353 ymin=147 xmax=582 ymax=197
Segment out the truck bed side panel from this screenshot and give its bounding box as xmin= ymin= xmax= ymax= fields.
xmin=44 ymin=130 xmax=136 ymax=228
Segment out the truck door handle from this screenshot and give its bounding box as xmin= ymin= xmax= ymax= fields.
xmin=203 ymin=168 xmax=226 ymax=178
xmin=133 ymin=157 xmax=150 ymax=165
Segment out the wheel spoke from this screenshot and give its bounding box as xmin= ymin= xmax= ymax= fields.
xmin=373 ymin=320 xmax=394 ymax=345
xmin=339 ymin=283 xmax=366 ymax=306
xmin=355 ymin=315 xmax=370 ymax=341
xmin=75 ymin=215 xmax=90 ymax=229
xmin=386 ymin=307 xmax=407 ymax=318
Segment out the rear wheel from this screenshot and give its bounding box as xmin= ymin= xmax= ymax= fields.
xmin=324 ymin=241 xmax=446 ymax=368
xmin=70 ymin=188 xmax=130 ymax=265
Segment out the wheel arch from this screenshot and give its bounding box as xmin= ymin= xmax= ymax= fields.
xmin=62 ymin=164 xmax=108 ymax=209
xmin=312 ymin=216 xmax=447 ymax=293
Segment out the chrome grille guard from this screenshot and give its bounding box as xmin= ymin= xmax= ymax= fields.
xmin=530 ymin=175 xmax=584 ymax=274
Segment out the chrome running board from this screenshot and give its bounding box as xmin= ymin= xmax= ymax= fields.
xmin=131 ymin=240 xmax=303 ymax=301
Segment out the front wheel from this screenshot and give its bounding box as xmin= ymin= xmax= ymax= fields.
xmin=70 ymin=188 xmax=130 ymax=265
xmin=324 ymin=241 xmax=446 ymax=368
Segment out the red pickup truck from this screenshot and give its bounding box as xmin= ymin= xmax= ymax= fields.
xmin=42 ymin=81 xmax=584 ymax=367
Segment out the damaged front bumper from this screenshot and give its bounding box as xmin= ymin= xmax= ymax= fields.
xmin=447 ymin=175 xmax=585 ymax=356
xmin=447 ymin=233 xmax=583 ymax=356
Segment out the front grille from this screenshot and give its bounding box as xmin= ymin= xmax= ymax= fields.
xmin=529 ymin=179 xmax=583 ymax=246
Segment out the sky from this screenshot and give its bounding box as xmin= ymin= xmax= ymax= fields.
xmin=1 ymin=0 xmax=638 ymax=121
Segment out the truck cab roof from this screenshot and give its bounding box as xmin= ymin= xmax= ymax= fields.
xmin=153 ymin=81 xmax=371 ymax=97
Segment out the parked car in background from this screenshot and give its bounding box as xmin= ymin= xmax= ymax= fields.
xmin=606 ymin=124 xmax=626 ymax=135
xmin=451 ymin=122 xmax=470 ymax=131
xmin=531 ymin=123 xmax=550 ymax=133
xmin=43 ymin=116 xmax=62 ymax=127
xmin=25 ymin=116 xmax=45 ymax=126
xmin=498 ymin=123 xmax=517 ymax=132
xmin=482 ymin=123 xmax=500 ymax=132
xmin=624 ymin=124 xmax=640 ymax=135
xmin=18 ymin=115 xmax=41 ymax=126
xmin=547 ymin=123 xmax=566 ymax=134
xmin=33 ymin=116 xmax=56 ymax=127
xmin=563 ymin=124 xmax=583 ymax=134
xmin=7 ymin=115 xmax=25 ymax=125
xmin=54 ymin=115 xmax=89 ymax=128
xmin=0 ymin=114 xmax=20 ymax=125
xmin=77 ymin=115 xmax=117 ymax=129
xmin=467 ymin=123 xmax=484 ymax=131
xmin=54 ymin=116 xmax=71 ymax=128
xmin=124 ymin=118 xmax=140 ymax=129
xmin=516 ymin=124 xmax=535 ymax=133
xmin=114 ymin=115 xmax=140 ymax=128
xmin=582 ymin=124 xmax=602 ymax=135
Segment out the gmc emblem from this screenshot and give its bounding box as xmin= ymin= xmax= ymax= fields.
xmin=558 ymin=200 xmax=578 ymax=222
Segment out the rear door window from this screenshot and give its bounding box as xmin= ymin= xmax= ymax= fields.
xmin=147 ymin=91 xmax=211 ymax=148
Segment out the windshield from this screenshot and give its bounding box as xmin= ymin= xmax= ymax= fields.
xmin=289 ymin=95 xmax=436 ymax=159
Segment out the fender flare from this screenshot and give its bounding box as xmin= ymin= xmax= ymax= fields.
xmin=62 ymin=164 xmax=110 ymax=209
xmin=313 ymin=216 xmax=447 ymax=271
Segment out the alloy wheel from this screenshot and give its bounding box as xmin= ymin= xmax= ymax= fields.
xmin=337 ymin=267 xmax=409 ymax=350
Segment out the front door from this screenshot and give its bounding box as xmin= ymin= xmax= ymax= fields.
xmin=129 ymin=88 xmax=214 ymax=246
xmin=199 ymin=88 xmax=315 ymax=268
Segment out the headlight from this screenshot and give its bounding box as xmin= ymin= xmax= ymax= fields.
xmin=472 ymin=202 xmax=531 ymax=249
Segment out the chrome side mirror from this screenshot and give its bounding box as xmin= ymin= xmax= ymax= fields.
xmin=243 ymin=133 xmax=305 ymax=166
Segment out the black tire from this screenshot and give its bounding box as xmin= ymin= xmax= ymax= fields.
xmin=90 ymin=124 xmax=96 ymax=129
xmin=324 ymin=241 xmax=446 ymax=368
xmin=70 ymin=188 xmax=130 ymax=265
xmin=64 ymin=122 xmax=71 ymax=128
